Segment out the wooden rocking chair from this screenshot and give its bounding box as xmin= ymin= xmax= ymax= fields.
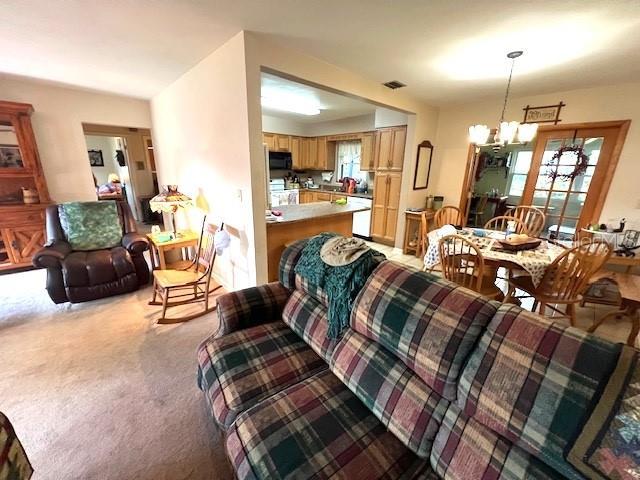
xmin=150 ymin=222 xmax=224 ymax=323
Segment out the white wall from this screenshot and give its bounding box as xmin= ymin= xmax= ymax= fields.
xmin=431 ymin=81 xmax=640 ymax=227
xmin=0 ymin=74 xmax=152 ymax=202
xmin=261 ymin=115 xmax=307 ymax=136
xmin=374 ymin=107 xmax=408 ymax=128
xmin=85 ymin=135 xmax=120 ymax=185
xmin=151 ymin=32 xmax=258 ymax=289
xmin=305 ymin=113 xmax=375 ymax=136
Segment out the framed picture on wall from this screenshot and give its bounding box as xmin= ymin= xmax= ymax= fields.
xmin=0 ymin=145 xmax=24 ymax=168
xmin=88 ymin=149 xmax=104 ymax=167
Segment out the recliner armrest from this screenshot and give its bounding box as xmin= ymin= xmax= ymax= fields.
xmin=122 ymin=232 xmax=149 ymax=254
xmin=216 ymin=282 xmax=291 ymax=336
xmin=32 ymin=241 xmax=72 ymax=269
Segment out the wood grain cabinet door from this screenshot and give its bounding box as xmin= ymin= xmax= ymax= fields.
xmin=316 ymin=137 xmax=327 ymax=170
xmin=371 ymin=173 xmax=389 ymax=240
xmin=290 ymin=137 xmax=301 ymax=169
xmin=308 ymin=137 xmax=318 ymax=169
xmin=383 ymin=173 xmax=403 ymax=242
xmin=360 ymin=133 xmax=375 ymax=171
xmin=389 ymin=127 xmax=407 ymax=171
xmin=7 ymin=226 xmax=45 ymax=264
xmin=263 ymin=133 xmax=276 ymax=151
xmin=276 ymin=134 xmax=290 ymax=151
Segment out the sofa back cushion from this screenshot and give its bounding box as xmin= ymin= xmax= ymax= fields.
xmin=282 ymin=290 xmax=337 ymax=362
xmin=457 ymin=304 xmax=620 ymax=479
xmin=58 ymin=201 xmax=122 ymax=251
xmin=351 ymin=261 xmax=498 ymax=400
xmin=330 ymin=329 xmax=449 ymax=458
xmin=278 ymin=238 xmax=308 ymax=290
xmin=431 ymin=404 xmax=560 ymax=479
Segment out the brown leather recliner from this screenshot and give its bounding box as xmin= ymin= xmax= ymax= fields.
xmin=33 ymin=201 xmax=150 ymax=304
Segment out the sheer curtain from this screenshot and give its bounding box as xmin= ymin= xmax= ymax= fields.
xmin=336 ymin=141 xmax=361 ymax=178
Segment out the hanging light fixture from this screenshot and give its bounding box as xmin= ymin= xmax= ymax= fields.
xmin=468 ymin=50 xmax=538 ymax=145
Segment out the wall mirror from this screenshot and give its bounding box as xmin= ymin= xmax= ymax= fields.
xmin=413 ymin=140 xmax=433 ymax=190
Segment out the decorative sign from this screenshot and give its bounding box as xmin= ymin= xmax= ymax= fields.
xmin=522 ymin=102 xmax=565 ymax=124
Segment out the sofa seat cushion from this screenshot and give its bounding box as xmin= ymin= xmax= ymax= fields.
xmin=457 ymin=304 xmax=620 ymax=479
xmin=62 ymin=247 xmax=134 ymax=287
xmin=226 ymin=370 xmax=435 ymax=480
xmin=282 ymin=290 xmax=338 ymax=362
xmin=197 ymin=321 xmax=327 ymax=429
xmin=431 ymin=404 xmax=560 ymax=479
xmin=352 ymin=261 xmax=498 ymax=400
xmin=330 ymin=330 xmax=449 ymax=458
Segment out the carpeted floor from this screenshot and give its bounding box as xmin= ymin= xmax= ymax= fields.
xmin=0 ymin=268 xmax=232 ymax=480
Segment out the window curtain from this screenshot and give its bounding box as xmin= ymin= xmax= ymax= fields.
xmin=337 ymin=141 xmax=361 ymax=178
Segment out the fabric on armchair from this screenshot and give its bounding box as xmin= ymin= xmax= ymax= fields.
xmin=32 ymin=201 xmax=150 ymax=304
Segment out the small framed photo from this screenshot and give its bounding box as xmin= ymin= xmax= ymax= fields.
xmin=0 ymin=145 xmax=24 ymax=168
xmin=88 ymin=149 xmax=104 ymax=167
xmin=523 ymin=102 xmax=565 ymax=124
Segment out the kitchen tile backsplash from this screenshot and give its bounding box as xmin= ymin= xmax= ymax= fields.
xmin=270 ymin=169 xmax=374 ymax=194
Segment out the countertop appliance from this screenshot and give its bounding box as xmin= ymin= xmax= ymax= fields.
xmin=350 ymin=196 xmax=372 ymax=239
xmin=268 ymin=151 xmax=292 ymax=170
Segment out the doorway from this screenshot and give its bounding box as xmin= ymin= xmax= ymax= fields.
xmin=459 ymin=120 xmax=630 ymax=240
xmin=82 ymin=124 xmax=159 ymax=222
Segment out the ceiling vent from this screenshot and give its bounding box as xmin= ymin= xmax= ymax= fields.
xmin=383 ymin=80 xmax=406 ymax=90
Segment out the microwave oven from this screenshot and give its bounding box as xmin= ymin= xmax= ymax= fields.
xmin=268 ymin=151 xmax=293 ymax=170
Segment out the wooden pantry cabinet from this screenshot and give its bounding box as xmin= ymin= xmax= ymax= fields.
xmin=374 ymin=126 xmax=406 ymax=171
xmin=371 ymin=172 xmax=402 ymax=245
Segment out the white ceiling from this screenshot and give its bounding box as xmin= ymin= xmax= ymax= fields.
xmin=2 ymin=0 xmax=640 ymax=105
xmin=261 ymin=73 xmax=376 ymax=123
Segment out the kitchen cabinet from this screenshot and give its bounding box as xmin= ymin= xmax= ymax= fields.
xmin=360 ymin=132 xmax=375 ymax=171
xmin=299 ymin=190 xmax=312 ymax=203
xmin=300 ymin=138 xmax=310 ymax=169
xmin=276 ymin=134 xmax=290 ymax=151
xmin=308 ymin=137 xmax=318 ymax=169
xmin=374 ymin=126 xmax=406 ymax=171
xmin=263 ymin=133 xmax=277 ymax=151
xmin=371 ymin=172 xmax=402 ymax=245
xmin=315 ymin=192 xmax=332 ymax=202
xmin=290 ymin=136 xmax=301 ymax=169
xmin=316 ymin=137 xmax=327 ymax=170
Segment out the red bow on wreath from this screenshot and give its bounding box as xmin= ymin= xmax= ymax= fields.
xmin=544 ymin=145 xmax=590 ymax=181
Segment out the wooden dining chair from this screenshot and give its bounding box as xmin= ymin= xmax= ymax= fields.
xmin=469 ymin=195 xmax=489 ymax=226
xmin=150 ymin=222 xmax=224 ymax=323
xmin=434 ymin=205 xmax=463 ymax=228
xmin=505 ymin=206 xmax=546 ymax=237
xmin=484 ymin=215 xmax=529 ymax=235
xmin=438 ymin=234 xmax=503 ymax=300
xmin=504 ymin=240 xmax=612 ymax=325
xmin=418 ymin=210 xmax=431 ymax=258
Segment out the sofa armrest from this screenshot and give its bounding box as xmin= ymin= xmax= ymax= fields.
xmin=32 ymin=241 xmax=71 ymax=269
xmin=122 ymin=232 xmax=149 ymax=254
xmin=216 ymin=282 xmax=291 ymax=336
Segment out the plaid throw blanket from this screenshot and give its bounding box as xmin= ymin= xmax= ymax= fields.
xmin=294 ymin=233 xmax=384 ymax=339
xmin=568 ymin=345 xmax=640 ymax=479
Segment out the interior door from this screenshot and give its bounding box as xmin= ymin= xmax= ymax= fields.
xmin=522 ymin=125 xmax=622 ymax=240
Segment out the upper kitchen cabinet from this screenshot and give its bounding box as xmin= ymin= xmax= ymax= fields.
xmin=374 ymin=126 xmax=407 ymax=171
xmin=307 ymin=137 xmax=318 ymax=169
xmin=315 ymin=137 xmax=336 ymax=171
xmin=263 ymin=132 xmax=277 ymax=151
xmin=360 ymin=132 xmax=375 ymax=171
xmin=290 ymin=136 xmax=301 ymax=169
xmin=276 ymin=134 xmax=290 ymax=151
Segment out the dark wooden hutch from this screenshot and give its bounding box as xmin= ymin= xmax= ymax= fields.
xmin=0 ymin=100 xmax=50 ymax=272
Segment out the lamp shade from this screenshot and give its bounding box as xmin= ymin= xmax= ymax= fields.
xmin=149 ymin=185 xmax=193 ymax=213
xmin=517 ymin=123 xmax=538 ymax=143
xmin=468 ymin=125 xmax=491 ymax=145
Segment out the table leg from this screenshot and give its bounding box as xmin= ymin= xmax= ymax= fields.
xmin=158 ymin=246 xmax=167 ymax=270
xmin=149 ymin=244 xmax=157 ymax=270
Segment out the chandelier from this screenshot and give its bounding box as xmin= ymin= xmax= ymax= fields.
xmin=468 ymin=51 xmax=538 ymax=146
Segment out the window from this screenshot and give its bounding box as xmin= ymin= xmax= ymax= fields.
xmin=507 ymin=150 xmax=533 ymax=197
xmin=335 ymin=141 xmax=361 ymax=179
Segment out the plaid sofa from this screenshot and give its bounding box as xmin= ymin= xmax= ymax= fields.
xmin=197 ymin=239 xmax=624 ymax=479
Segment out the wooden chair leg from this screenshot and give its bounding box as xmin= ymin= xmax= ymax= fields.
xmin=161 ymin=287 xmax=169 ymax=321
xmin=588 ymin=309 xmax=624 ymax=334
xmin=539 ymin=302 xmax=547 ymax=316
xmin=532 ymin=299 xmax=538 ymax=312
xmin=504 ymin=284 xmax=514 ymax=303
xmin=151 ymin=278 xmax=158 ymax=303
xmin=627 ymin=310 xmax=640 ymax=346
xmin=567 ymin=303 xmax=576 ymax=326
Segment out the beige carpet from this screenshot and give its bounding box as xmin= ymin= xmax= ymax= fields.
xmin=0 ymin=268 xmax=232 ymax=480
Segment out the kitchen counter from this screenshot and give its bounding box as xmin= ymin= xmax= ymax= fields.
xmin=265 ymin=202 xmax=371 ymax=281
xmin=301 ymin=188 xmax=373 ymax=200
xmin=268 ymin=202 xmax=369 ymax=225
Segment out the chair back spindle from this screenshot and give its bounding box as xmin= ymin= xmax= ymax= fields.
xmin=506 ymin=206 xmax=546 ymax=237
xmin=434 ymin=206 xmax=462 ymax=228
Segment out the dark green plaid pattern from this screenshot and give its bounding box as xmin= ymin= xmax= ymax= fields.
xmin=216 ymin=282 xmax=291 ymax=336
xmin=0 ymin=412 xmax=33 ymax=480
xmin=330 ymin=330 xmax=449 ymax=459
xmin=430 ymin=404 xmax=561 ymax=479
xmin=197 ymin=322 xmax=327 ymax=429
xmin=457 ymin=304 xmax=620 ymax=479
xmin=351 ymin=261 xmax=499 ymax=400
xmin=226 ymin=370 xmax=435 ymax=480
xmin=282 ymin=290 xmax=338 ymax=362
xmin=295 ymin=273 xmax=329 ymax=306
xmin=278 ymin=239 xmax=309 ymax=290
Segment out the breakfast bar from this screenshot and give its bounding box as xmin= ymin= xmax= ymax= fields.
xmin=266 ymin=202 xmax=370 ymax=281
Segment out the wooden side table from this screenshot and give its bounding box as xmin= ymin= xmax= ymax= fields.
xmin=147 ymin=231 xmax=199 ymax=270
xmin=403 ymin=210 xmax=434 ymax=257
xmin=588 ymin=271 xmax=640 ymax=346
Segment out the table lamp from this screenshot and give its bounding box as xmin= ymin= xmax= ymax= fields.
xmin=149 ymin=185 xmax=193 ymax=237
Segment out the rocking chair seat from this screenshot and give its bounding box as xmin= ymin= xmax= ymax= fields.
xmin=153 ymin=268 xmax=202 ymax=288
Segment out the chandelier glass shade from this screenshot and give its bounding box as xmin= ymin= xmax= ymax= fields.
xmin=468 ymin=51 xmax=538 ymax=146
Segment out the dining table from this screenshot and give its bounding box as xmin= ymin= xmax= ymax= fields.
xmin=424 ymin=228 xmax=566 ymax=288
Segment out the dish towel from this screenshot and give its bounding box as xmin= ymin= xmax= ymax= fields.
xmin=295 ymin=232 xmax=385 ymax=338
